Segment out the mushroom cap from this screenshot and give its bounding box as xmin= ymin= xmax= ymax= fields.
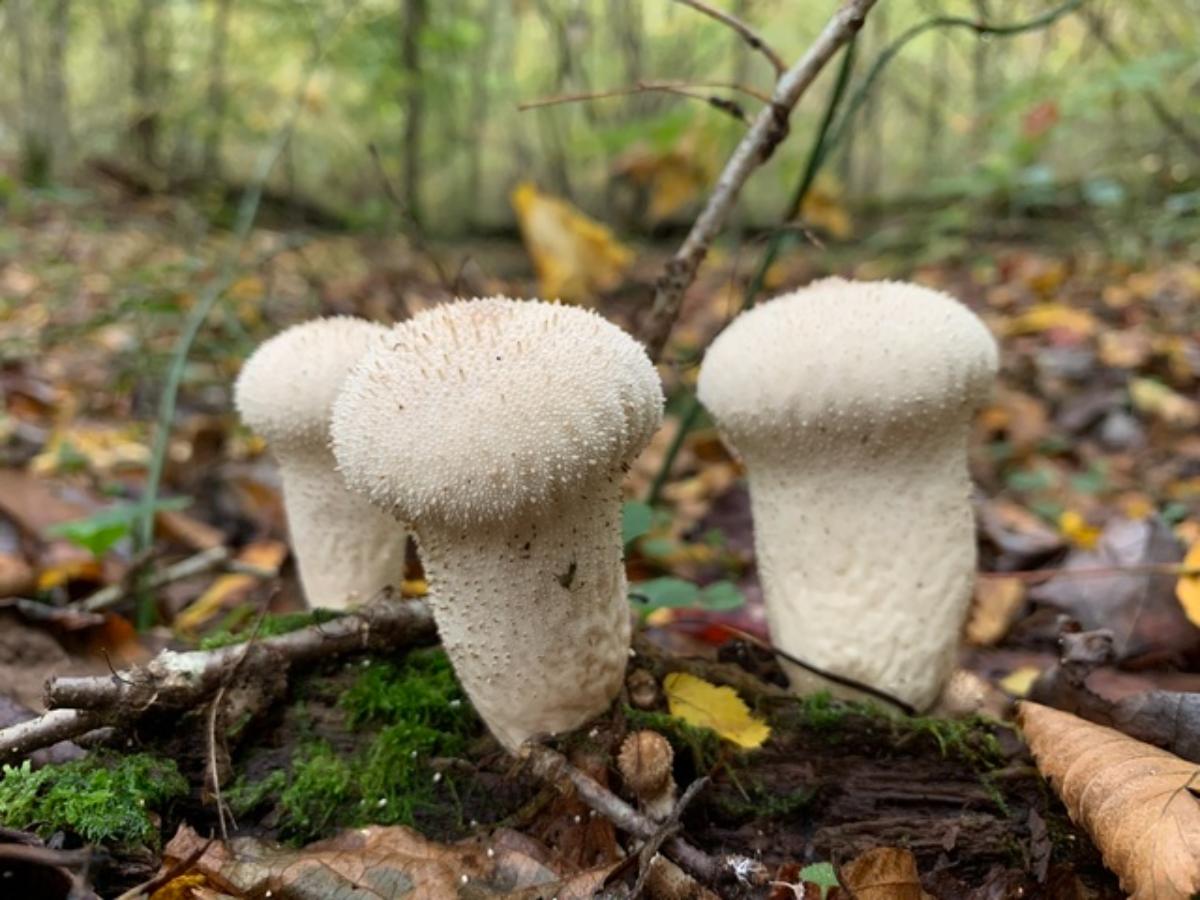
xmin=234 ymin=317 xmax=388 ymax=454
xmin=697 ymin=278 xmax=998 ymax=443
xmin=331 ymin=297 xmax=663 ymax=528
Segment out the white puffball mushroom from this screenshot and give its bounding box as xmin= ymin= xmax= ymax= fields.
xmin=697 ymin=278 xmax=998 ymax=711
xmin=234 ymin=317 xmax=409 ymax=610
xmin=330 ymin=297 xmax=663 ymax=752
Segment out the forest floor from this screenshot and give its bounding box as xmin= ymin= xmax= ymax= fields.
xmin=0 ymin=182 xmax=1198 ymax=898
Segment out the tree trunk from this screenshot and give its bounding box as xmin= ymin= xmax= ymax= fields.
xmin=10 ymin=0 xmax=50 ymax=185
xmin=465 ymin=0 xmax=501 ymax=228
xmin=130 ymin=0 xmax=161 ymax=168
xmin=203 ymin=0 xmax=235 ymax=180
xmin=45 ymin=0 xmax=72 ymax=181
xmin=400 ymin=0 xmax=428 ymax=231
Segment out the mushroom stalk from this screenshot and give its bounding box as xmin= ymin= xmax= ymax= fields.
xmin=419 ymin=485 xmax=631 ymax=752
xmin=744 ymin=425 xmax=976 ymax=708
xmin=278 ymin=452 xmax=409 ymax=611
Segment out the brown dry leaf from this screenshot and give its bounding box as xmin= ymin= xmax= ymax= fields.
xmin=966 ymin=576 xmax=1026 ymax=646
xmin=0 ymin=553 xmax=35 ymax=597
xmin=510 ymin=181 xmax=634 ymax=303
xmin=0 ymin=467 xmax=97 ymax=537
xmin=1019 ymin=701 xmax=1200 ymax=899
xmin=160 ymin=823 xmax=613 ymax=899
xmin=839 ymin=847 xmax=931 ymax=899
xmin=799 ymin=177 xmax=852 ymax=239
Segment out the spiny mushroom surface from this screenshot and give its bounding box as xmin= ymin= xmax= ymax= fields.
xmin=331 ymin=298 xmax=663 ymax=751
xmin=697 ymin=278 xmax=998 ymax=711
xmin=234 ymin=317 xmax=408 ymax=610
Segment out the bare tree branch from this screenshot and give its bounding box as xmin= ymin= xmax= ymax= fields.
xmin=639 ymin=0 xmax=878 ymax=361
xmin=0 ymin=593 xmax=436 ymax=762
xmin=673 ymin=0 xmax=786 ymax=75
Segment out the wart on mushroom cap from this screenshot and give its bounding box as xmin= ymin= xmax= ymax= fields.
xmin=234 ymin=317 xmax=409 ymax=611
xmin=697 ymin=277 xmax=998 ymax=712
xmin=331 ymin=297 xmax=664 ymax=751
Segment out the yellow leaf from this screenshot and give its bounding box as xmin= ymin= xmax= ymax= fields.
xmin=1003 ymin=303 xmax=1097 ymax=338
xmin=401 ymin=578 xmax=428 ymax=598
xmin=174 ymin=541 xmax=286 ymax=633
xmin=662 ymin=672 xmax=770 ymax=749
xmin=999 ymin=665 xmax=1042 ymax=698
xmin=510 ymin=182 xmax=634 ymax=304
xmin=1058 ymin=510 xmax=1101 ymax=549
xmin=30 ymin=423 xmax=149 ymax=476
xmin=1129 ymin=378 xmax=1200 ymax=428
xmin=1177 ymin=541 xmax=1200 ymax=628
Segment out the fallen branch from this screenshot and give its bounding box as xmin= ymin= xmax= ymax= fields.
xmin=639 ymin=0 xmax=878 ymax=360
xmin=0 ymin=593 xmax=436 ymax=763
xmin=520 ymin=743 xmax=765 ymax=888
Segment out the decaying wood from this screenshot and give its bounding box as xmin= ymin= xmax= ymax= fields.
xmin=0 ymin=592 xmax=436 ymax=763
xmin=639 ymin=0 xmax=879 ymax=361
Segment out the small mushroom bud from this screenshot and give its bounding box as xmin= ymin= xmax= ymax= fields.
xmin=618 ymin=730 xmax=677 ymax=821
xmin=627 ymin=668 xmax=661 ymax=710
xmin=331 ymin=298 xmax=664 ymax=751
xmin=234 ymin=317 xmax=408 ymax=610
xmin=697 ymin=278 xmax=998 ymax=711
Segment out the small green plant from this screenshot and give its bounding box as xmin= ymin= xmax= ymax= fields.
xmin=0 ymin=754 xmax=187 ymax=847
xmin=48 ymin=498 xmax=191 ymax=559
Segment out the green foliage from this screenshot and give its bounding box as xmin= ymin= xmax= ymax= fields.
xmin=715 ymin=778 xmax=815 ymax=819
xmin=48 ymin=497 xmax=191 ymax=558
xmin=198 ymin=608 xmax=343 ymax=650
xmin=621 ymin=501 xmax=654 ymax=546
xmin=799 ymin=862 xmax=841 ymax=898
xmin=233 ymin=650 xmax=477 ymax=843
xmin=0 ymin=754 xmax=187 ymax=847
xmin=629 ymin=577 xmax=746 ymax=616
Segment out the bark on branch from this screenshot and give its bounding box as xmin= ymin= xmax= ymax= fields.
xmin=0 ymin=593 xmax=436 ymax=763
xmin=638 ymin=0 xmax=878 ymax=361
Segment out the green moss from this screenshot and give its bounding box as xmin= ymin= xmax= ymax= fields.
xmin=199 ymin=609 xmax=343 ymax=650
xmin=0 ymin=754 xmax=187 ymax=848
xmin=234 ymin=649 xmax=478 ymax=843
xmin=714 ymin=778 xmax=815 ymax=819
xmin=625 ymin=707 xmax=722 ymax=772
xmin=786 ymin=692 xmax=1006 ymax=771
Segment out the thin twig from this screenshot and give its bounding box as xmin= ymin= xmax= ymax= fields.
xmin=113 ymin=838 xmax=212 ymax=900
xmin=80 ymin=546 xmax=275 ymax=613
xmin=630 ymin=776 xmax=710 ymax=897
xmin=520 ymin=79 xmax=771 ymax=109
xmin=520 ymin=744 xmax=755 ymax=887
xmin=663 ymin=618 xmax=918 ymax=715
xmin=673 ymin=0 xmax=786 ymax=75
xmin=639 ymin=0 xmax=878 ymax=361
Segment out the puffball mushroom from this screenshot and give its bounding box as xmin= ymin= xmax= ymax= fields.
xmin=331 ymin=297 xmax=663 ymax=752
xmin=696 ymin=278 xmax=998 ymax=711
xmin=234 ymin=317 xmax=409 ymax=610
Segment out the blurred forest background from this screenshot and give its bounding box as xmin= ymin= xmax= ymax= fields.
xmin=2 ymin=0 xmax=1198 ymax=243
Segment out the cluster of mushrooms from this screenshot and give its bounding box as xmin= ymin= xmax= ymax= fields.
xmin=234 ymin=280 xmax=997 ymax=755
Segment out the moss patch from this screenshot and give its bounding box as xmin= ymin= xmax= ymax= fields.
xmin=229 ymin=649 xmax=477 ymax=843
xmin=198 ymin=608 xmax=343 ymax=650
xmin=783 ymin=692 xmax=1005 ymax=770
xmin=625 ymin=706 xmax=723 ymax=772
xmin=0 ymin=754 xmax=187 ymax=847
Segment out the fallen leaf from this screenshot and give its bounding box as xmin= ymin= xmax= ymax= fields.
xmin=966 ymin=576 xmax=1026 ymax=646
xmin=1129 ymin=378 xmax=1200 ymax=428
xmin=839 ymin=847 xmax=931 ymax=899
xmin=510 ymin=181 xmax=634 ymax=303
xmin=1176 ymin=540 xmax=1200 ymax=628
xmin=1030 ymin=516 xmax=1198 ymax=660
xmin=799 ymin=177 xmax=852 ymax=239
xmin=663 ymin=671 xmax=770 ymax=749
xmin=1003 ymin=303 xmax=1097 ymax=339
xmin=1019 ymin=702 xmax=1200 ymax=899
xmin=174 ymin=541 xmax=286 ymax=633
xmin=1058 ymin=510 xmax=1101 ymax=549
xmin=1000 ymin=665 xmax=1043 ymax=697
